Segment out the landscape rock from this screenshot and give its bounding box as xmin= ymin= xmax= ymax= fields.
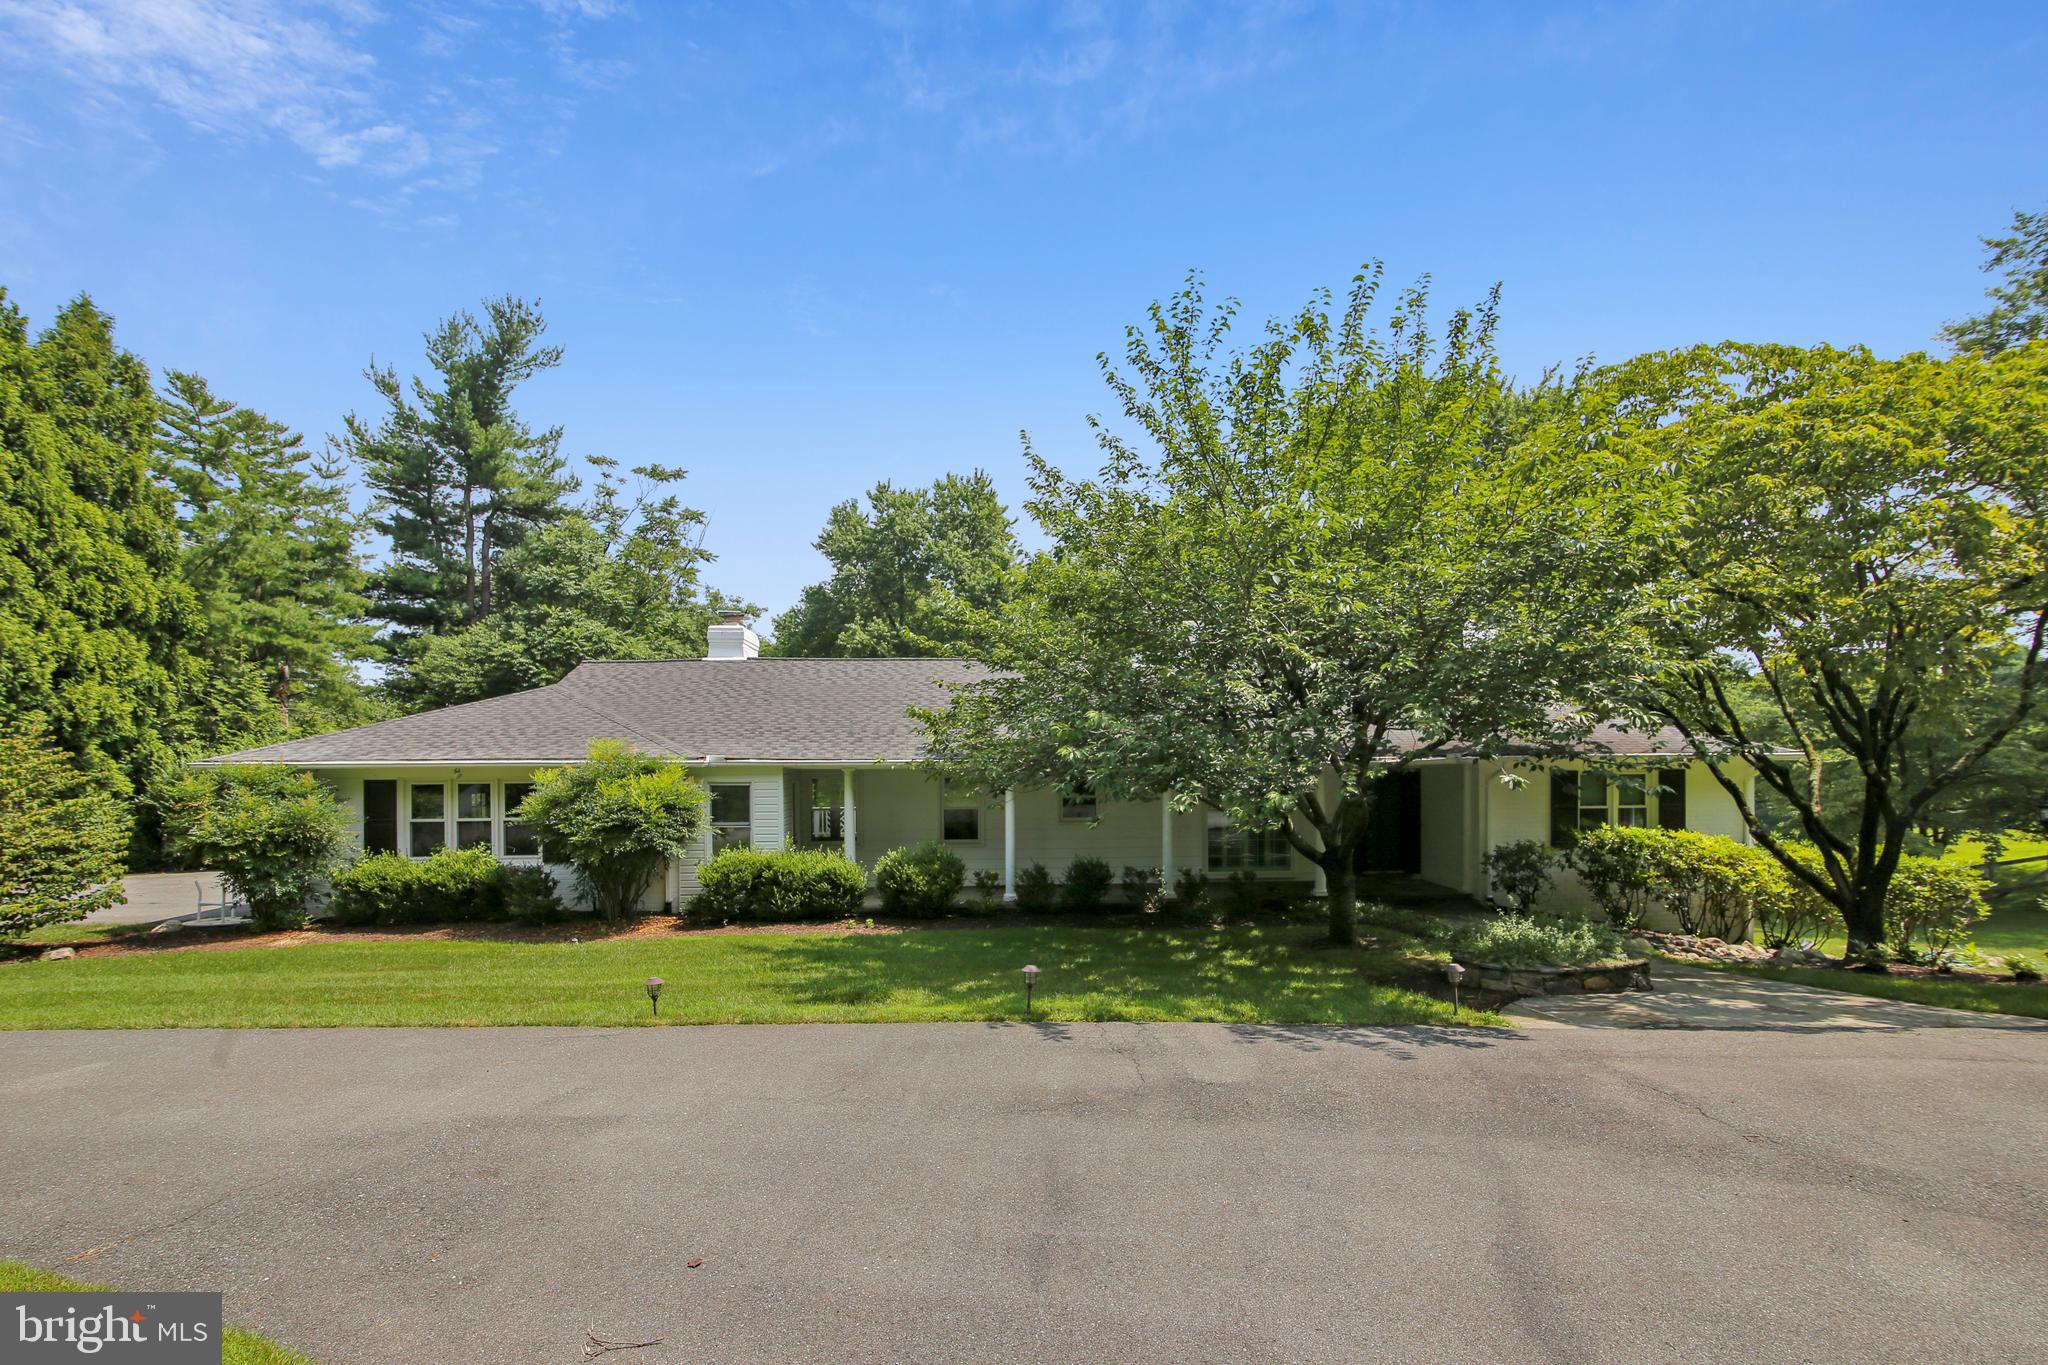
xmin=1639 ymin=931 xmax=1772 ymax=965
xmin=148 ymin=919 xmax=187 ymax=936
xmin=39 ymin=946 xmax=75 ymax=961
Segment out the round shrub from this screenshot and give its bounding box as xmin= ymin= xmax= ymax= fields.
xmin=694 ymin=848 xmax=868 ymax=921
xmin=874 ymin=841 xmax=966 ymax=917
xmin=1060 ymin=856 xmax=1115 ymax=912
xmin=329 ymin=846 xmax=503 ymax=925
xmin=1013 ymin=862 xmax=1056 ymax=913
xmin=161 ymin=763 xmax=352 ymax=930
xmin=497 ymin=865 xmax=565 ymax=924
xmin=1483 ymin=839 xmax=1556 ymax=915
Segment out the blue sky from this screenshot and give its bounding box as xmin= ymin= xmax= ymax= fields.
xmin=3 ymin=1 xmax=2044 ymax=627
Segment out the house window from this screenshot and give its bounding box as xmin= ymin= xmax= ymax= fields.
xmin=502 ymin=782 xmax=539 ymax=858
xmin=362 ymin=780 xmax=398 ymax=854
xmin=1578 ymin=770 xmax=1610 ymax=831
xmin=1551 ymin=767 xmax=1682 ymax=846
xmin=1655 ymin=768 xmax=1687 ymax=830
xmin=1207 ymin=813 xmax=1292 ymax=871
xmin=942 ymin=778 xmax=980 ymax=842
xmin=709 ymin=783 xmax=752 ymax=854
xmin=1059 ymin=781 xmax=1098 ymax=822
xmin=408 ymin=783 xmax=448 ymax=856
xmin=1613 ymin=772 xmax=1648 ymax=827
xmin=456 ymin=783 xmax=494 ymax=849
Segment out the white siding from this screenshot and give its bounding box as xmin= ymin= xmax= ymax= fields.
xmin=1482 ymin=758 xmax=1756 ymax=928
xmin=674 ymin=767 xmax=786 ymax=903
xmin=1417 ymin=762 xmax=1468 ymax=890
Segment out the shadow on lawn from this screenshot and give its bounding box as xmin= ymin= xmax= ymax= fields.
xmin=755 ymin=920 xmax=1486 ymax=1029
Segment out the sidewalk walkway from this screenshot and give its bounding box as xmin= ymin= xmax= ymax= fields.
xmin=87 ymin=871 xmax=225 ymax=926
xmin=1506 ymin=962 xmax=2048 ymax=1032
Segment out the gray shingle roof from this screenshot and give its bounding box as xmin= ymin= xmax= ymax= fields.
xmin=206 ymin=658 xmax=991 ymax=766
xmin=206 ymin=657 xmax=1705 ymax=767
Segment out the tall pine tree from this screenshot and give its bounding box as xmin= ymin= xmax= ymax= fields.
xmin=157 ymin=371 xmax=376 ymax=735
xmin=338 ymin=297 xmax=575 ymax=649
xmin=0 ymin=292 xmax=198 ymax=803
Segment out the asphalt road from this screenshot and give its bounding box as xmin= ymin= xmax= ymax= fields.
xmin=3 ymin=1023 xmax=2043 ymax=1364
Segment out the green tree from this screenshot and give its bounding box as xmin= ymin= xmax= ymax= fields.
xmin=922 ymin=268 xmax=1659 ymax=944
xmin=771 ymin=470 xmax=1018 ymax=656
xmin=157 ymin=371 xmax=376 ymax=735
xmin=1943 ymin=208 xmax=2048 ymax=357
xmin=1628 ymin=341 xmax=2048 ymax=958
xmin=0 ymin=292 xmax=200 ymax=805
xmin=160 ymin=764 xmax=354 ymax=930
xmin=390 ymin=460 xmax=751 ymax=708
xmin=339 ymin=296 xmax=575 ymax=647
xmin=0 ymin=725 xmax=127 ymax=939
xmin=517 ymin=740 xmax=708 ymax=921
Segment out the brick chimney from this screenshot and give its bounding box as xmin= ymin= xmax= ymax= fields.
xmin=706 ymin=610 xmax=759 ymax=660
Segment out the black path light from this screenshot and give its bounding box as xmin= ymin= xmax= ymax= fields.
xmin=1022 ymin=964 xmax=1040 ymax=1017
xmin=1444 ymin=962 xmax=1465 ymax=1018
xmin=645 ymin=976 xmax=665 ymax=1018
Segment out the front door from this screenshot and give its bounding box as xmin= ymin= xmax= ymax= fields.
xmin=1355 ymin=771 xmax=1422 ymax=875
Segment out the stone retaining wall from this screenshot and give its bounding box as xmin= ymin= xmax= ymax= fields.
xmin=1467 ymin=959 xmax=1651 ymax=996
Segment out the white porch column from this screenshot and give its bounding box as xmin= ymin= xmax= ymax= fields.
xmin=841 ymin=766 xmax=857 ymax=864
xmin=1465 ymin=759 xmax=1484 ymax=896
xmin=1159 ymin=797 xmax=1174 ymax=881
xmin=1003 ymin=788 xmax=1017 ymax=902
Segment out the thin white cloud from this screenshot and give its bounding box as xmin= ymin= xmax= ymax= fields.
xmin=0 ymin=0 xmax=625 ymax=187
xmin=860 ymin=1 xmax=1304 ymax=152
xmin=0 ymin=0 xmax=432 ymax=171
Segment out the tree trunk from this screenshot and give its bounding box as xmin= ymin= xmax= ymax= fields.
xmin=1843 ymin=884 xmax=1888 ymax=964
xmin=1324 ymin=855 xmax=1359 ymax=946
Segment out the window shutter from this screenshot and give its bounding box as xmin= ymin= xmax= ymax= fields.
xmin=362 ymin=780 xmax=398 ymax=854
xmin=1549 ymin=769 xmax=1579 ymax=847
xmin=1657 ymin=768 xmax=1687 ymax=830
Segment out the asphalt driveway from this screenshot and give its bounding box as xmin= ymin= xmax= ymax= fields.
xmin=3 ymin=1023 xmax=2043 ymax=1364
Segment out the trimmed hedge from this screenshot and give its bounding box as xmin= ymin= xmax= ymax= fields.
xmin=874 ymin=841 xmax=966 ymax=917
xmin=327 ymin=847 xmax=561 ymax=926
xmin=1569 ymin=825 xmax=1785 ymax=938
xmin=692 ymin=848 xmax=868 ymax=922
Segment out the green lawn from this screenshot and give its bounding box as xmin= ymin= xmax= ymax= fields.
xmin=0 ymin=1261 xmax=313 ymax=1364
xmin=0 ymin=923 xmax=1500 ymax=1030
xmin=17 ymin=919 xmax=149 ymax=947
xmin=1717 ymin=962 xmax=2048 ymax=1019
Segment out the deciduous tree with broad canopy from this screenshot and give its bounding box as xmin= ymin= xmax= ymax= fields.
xmin=922 ymin=267 xmax=1660 ymax=944
xmin=1624 ymin=340 xmax=2048 ymax=959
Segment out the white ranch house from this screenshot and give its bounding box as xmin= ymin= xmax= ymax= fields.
xmin=211 ymin=615 xmax=1757 ymax=918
